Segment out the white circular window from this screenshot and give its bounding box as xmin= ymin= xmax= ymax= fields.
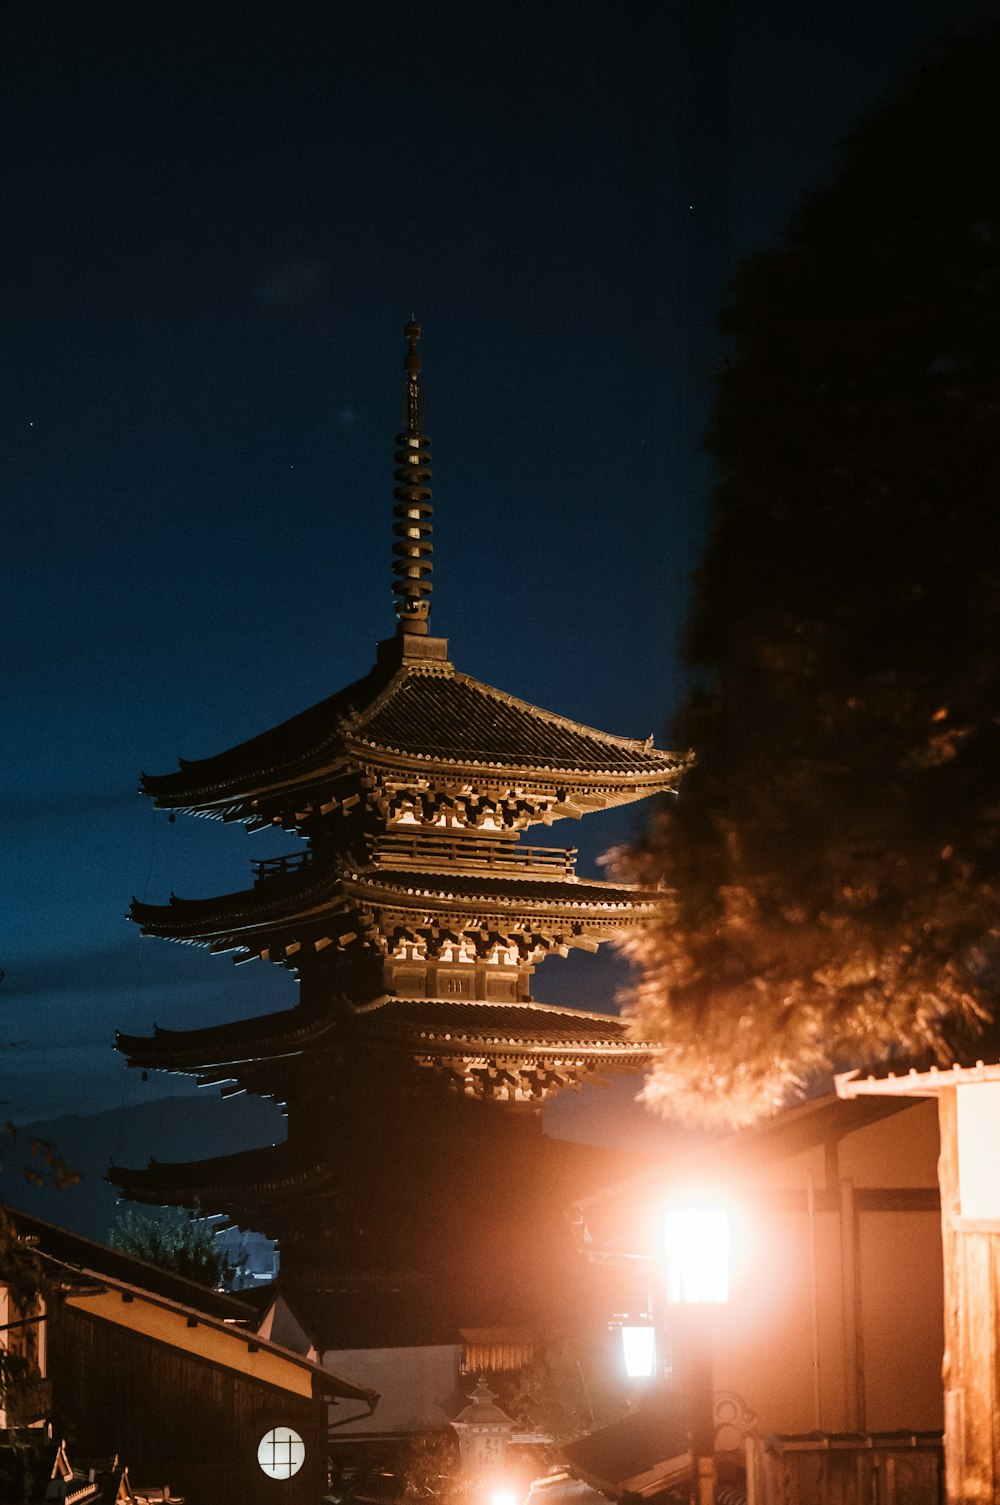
xmin=258 ymin=1426 xmax=305 ymax=1480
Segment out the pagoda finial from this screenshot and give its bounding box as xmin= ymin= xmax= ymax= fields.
xmin=392 ymin=319 xmax=433 ymax=635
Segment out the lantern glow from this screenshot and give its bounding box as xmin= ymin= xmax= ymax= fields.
xmin=664 ymin=1207 xmax=730 ymax=1305
xmin=620 ymin=1323 xmax=657 ymax=1378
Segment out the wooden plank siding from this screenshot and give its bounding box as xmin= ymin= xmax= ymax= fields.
xmin=938 ymin=1085 xmax=1000 ymax=1505
xmin=48 ymin=1303 xmax=329 ymax=1505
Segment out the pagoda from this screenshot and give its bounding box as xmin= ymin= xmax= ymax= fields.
xmin=113 ymin=324 xmax=688 ymax=1342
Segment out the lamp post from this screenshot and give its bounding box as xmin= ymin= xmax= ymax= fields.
xmin=663 ymin=1206 xmax=731 ymax=1505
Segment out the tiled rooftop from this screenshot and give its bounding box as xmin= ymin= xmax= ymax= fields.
xmin=131 ymin=862 xmax=659 ymax=944
xmin=117 ymin=995 xmax=648 ymax=1072
xmin=142 ymin=656 xmax=688 ymax=810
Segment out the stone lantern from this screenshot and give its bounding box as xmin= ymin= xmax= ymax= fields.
xmin=450 ymin=1378 xmax=517 ymax=1478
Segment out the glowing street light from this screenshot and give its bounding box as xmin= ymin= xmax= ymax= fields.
xmin=663 ymin=1204 xmax=731 ymax=1505
xmin=664 ymin=1207 xmax=731 ymax=1306
xmin=612 ymin=1318 xmax=658 ymax=1379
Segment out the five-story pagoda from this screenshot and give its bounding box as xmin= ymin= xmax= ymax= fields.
xmin=114 ymin=325 xmax=688 ymax=1341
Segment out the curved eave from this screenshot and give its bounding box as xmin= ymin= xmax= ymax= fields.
xmin=116 ymin=1005 xmax=344 ymax=1071
xmin=128 ymin=873 xmax=360 ymax=951
xmin=347 ymin=740 xmax=690 ymax=792
xmin=354 ymin=665 xmax=690 ymax=777
xmin=138 ymin=663 xmax=391 ymax=810
xmin=351 ymin=872 xmax=663 ymax=926
xmin=108 ymin=1144 xmax=341 ymax=1208
xmin=142 ymin=750 xmax=688 ymax=824
xmin=385 ymin=1027 xmax=650 ymax=1062
xmin=138 ymin=660 xmax=691 ymax=817
xmin=358 ymin=995 xmax=650 ymax=1053
xmin=130 ymin=898 xmax=661 ymax=957
xmin=116 ymin=995 xmax=655 ymax=1079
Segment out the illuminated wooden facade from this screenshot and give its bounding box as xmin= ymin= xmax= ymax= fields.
xmin=113 ymin=325 xmax=687 ymax=1336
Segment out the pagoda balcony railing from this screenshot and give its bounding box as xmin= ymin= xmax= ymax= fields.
xmin=252 ymin=851 xmax=314 ymax=885
xmin=251 ymin=836 xmax=579 ymax=885
xmin=374 ymin=831 xmax=577 ymax=876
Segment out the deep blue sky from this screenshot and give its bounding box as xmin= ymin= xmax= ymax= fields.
xmin=3 ymin=0 xmax=996 ymax=1139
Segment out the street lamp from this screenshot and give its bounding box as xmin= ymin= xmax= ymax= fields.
xmin=663 ymin=1205 xmax=731 ymax=1505
xmin=610 ymin=1317 xmax=658 ymax=1380
xmin=664 ymin=1208 xmax=730 ymax=1306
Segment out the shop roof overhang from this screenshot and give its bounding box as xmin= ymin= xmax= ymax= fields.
xmin=570 ymin=1090 xmax=925 ymax=1258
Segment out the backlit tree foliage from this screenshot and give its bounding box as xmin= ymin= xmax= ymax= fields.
xmin=622 ymin=31 xmax=1000 ymax=1127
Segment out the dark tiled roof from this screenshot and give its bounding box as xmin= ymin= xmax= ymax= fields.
xmin=129 ymin=867 xmax=356 ymax=944
xmin=108 ymin=1141 xmax=340 ymax=1206
xmin=142 ymin=656 xmax=688 ymax=811
xmin=117 ymin=997 xmax=650 ymax=1075
xmin=352 ymin=668 xmax=686 ymax=776
xmin=5 ymin=1205 xmax=255 ymax=1322
xmin=131 ymin=864 xmax=658 ymax=946
xmin=141 ymin=662 xmax=390 ymax=806
xmin=559 ymin=1388 xmax=690 ymax=1494
xmin=116 ymin=1004 xmax=343 ymax=1069
xmin=358 ymin=996 xmax=645 ymax=1052
xmin=353 ymin=868 xmax=656 ymax=914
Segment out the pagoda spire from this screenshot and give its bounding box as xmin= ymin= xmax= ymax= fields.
xmin=391 ymin=320 xmax=433 ymax=635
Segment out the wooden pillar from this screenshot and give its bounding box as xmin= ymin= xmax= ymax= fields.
xmin=938 ymin=1085 xmax=1000 ymax=1503
xmin=839 ymin=1177 xmax=864 ymax=1431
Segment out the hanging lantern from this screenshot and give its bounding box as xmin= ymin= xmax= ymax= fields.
xmin=612 ymin=1318 xmax=657 ymax=1379
xmin=450 ymin=1377 xmax=517 ymax=1476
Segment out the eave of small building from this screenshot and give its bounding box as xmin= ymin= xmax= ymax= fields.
xmin=39 ymin=1251 xmax=376 ymax=1405
xmin=570 ymin=1091 xmax=925 ymax=1258
xmin=836 ymin=1062 xmax=1000 ymax=1098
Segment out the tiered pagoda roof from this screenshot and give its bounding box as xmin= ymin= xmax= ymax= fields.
xmin=129 ymin=848 xmax=661 ymax=963
xmin=116 ymin=994 xmax=651 ymax=1103
xmin=114 ymin=323 xmax=685 ymax=1252
xmin=140 ymin=641 xmax=688 ymax=828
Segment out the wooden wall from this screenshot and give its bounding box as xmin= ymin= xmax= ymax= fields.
xmin=938 ymin=1086 xmax=1000 ymax=1505
xmin=48 ymin=1304 xmax=327 ymax=1505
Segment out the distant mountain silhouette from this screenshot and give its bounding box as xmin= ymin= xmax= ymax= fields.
xmin=2 ymin=1092 xmax=286 ymax=1242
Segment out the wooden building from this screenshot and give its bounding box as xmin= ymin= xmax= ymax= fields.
xmin=571 ymin=1091 xmax=948 ymax=1501
xmin=112 ymin=324 xmax=688 ymax=1358
xmin=2 ymin=1207 xmax=377 ymax=1504
xmin=838 ymin=1060 xmax=1000 ymax=1505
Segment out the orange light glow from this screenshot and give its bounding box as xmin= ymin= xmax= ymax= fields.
xmin=664 ymin=1207 xmax=731 ymax=1304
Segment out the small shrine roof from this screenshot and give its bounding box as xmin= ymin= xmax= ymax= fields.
xmin=141 ymin=655 xmax=688 ymax=814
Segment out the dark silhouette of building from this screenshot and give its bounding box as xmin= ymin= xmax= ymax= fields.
xmin=112 ymin=324 xmax=687 ymax=1345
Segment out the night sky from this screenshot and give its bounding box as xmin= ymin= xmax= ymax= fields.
xmin=3 ymin=1 xmax=997 ymax=1142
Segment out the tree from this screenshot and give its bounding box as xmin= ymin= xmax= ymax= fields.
xmin=622 ymin=29 xmax=1000 ymax=1128
xmin=108 ymin=1207 xmax=232 ymax=1288
xmin=0 ymin=1126 xmax=78 ymax=1426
